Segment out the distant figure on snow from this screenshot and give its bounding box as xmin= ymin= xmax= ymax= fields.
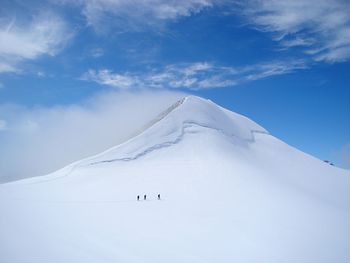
xmin=158 ymin=194 xmax=161 ymax=200
xmin=144 ymin=194 xmax=147 ymax=200
xmin=137 ymin=195 xmax=140 ymax=201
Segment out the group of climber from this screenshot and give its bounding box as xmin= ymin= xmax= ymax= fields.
xmin=137 ymin=194 xmax=161 ymax=201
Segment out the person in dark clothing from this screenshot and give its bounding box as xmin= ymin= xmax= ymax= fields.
xmin=137 ymin=195 xmax=140 ymax=201
xmin=144 ymin=194 xmax=147 ymax=200
xmin=157 ymin=194 xmax=161 ymax=200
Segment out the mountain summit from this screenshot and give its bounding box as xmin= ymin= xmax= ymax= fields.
xmin=75 ymin=95 xmax=268 ymax=166
xmin=1 ymin=96 xmax=350 ymax=263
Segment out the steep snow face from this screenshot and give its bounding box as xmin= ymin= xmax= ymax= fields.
xmin=0 ymin=96 xmax=350 ymax=263
xmin=72 ymin=95 xmax=268 ymax=166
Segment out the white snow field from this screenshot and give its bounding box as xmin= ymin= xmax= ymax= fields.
xmin=1 ymin=96 xmax=350 ymax=263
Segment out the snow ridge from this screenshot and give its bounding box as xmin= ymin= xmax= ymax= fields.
xmin=82 ymin=95 xmax=268 ymax=165
xmin=89 ymin=122 xmax=269 ymax=165
xmin=13 ymin=96 xmax=269 ymax=183
xmin=1 ymin=95 xmax=350 ymax=263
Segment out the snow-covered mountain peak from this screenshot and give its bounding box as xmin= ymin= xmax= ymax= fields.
xmin=1 ymin=96 xmax=350 ymax=263
xmin=142 ymin=94 xmax=268 ymax=142
xmin=162 ymin=95 xmax=268 ymax=138
xmin=76 ymin=95 xmax=268 ymax=166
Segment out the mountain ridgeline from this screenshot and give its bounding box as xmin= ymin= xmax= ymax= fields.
xmin=1 ymin=96 xmax=349 ymax=263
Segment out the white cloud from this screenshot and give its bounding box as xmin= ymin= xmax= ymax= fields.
xmin=155 ymin=63 xmax=237 ymax=89
xmin=57 ymin=0 xmax=214 ymax=32
xmin=36 ymin=71 xmax=46 ymax=78
xmin=90 ymin=47 xmax=104 ymax=58
xmin=0 ymin=91 xmax=185 ymax=182
xmin=242 ymin=60 xmax=307 ymax=81
xmin=238 ymin=0 xmax=350 ymax=62
xmin=81 ymin=69 xmax=141 ymax=89
xmin=0 ymin=62 xmax=18 ymax=73
xmin=280 ymin=37 xmax=315 ymax=48
xmin=82 ymin=60 xmax=306 ymax=90
xmin=0 ymin=12 xmax=73 ymax=73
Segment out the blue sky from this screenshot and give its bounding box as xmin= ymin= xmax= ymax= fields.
xmin=0 ymin=0 xmax=350 ymax=174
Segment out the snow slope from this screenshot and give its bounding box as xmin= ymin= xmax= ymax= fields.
xmin=1 ymin=96 xmax=350 ymax=263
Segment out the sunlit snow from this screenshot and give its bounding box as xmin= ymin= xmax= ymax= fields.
xmin=1 ymin=96 xmax=349 ymax=263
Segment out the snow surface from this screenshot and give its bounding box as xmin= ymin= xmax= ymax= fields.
xmin=1 ymin=95 xmax=350 ymax=263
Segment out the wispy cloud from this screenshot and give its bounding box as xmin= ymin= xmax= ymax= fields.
xmin=0 ymin=91 xmax=185 ymax=182
xmin=90 ymin=47 xmax=104 ymax=58
xmin=57 ymin=0 xmax=214 ymax=32
xmin=0 ymin=63 xmax=17 ymax=74
xmin=0 ymin=12 xmax=73 ymax=73
xmin=81 ymin=69 xmax=141 ymax=89
xmin=242 ymin=61 xmax=307 ymax=81
xmin=82 ymin=60 xmax=307 ymax=90
xmin=57 ymin=0 xmax=350 ymax=63
xmin=238 ymin=0 xmax=350 ymax=63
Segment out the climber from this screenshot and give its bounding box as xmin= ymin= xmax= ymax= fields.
xmin=158 ymin=194 xmax=161 ymax=200
xmin=137 ymin=195 xmax=140 ymax=201
xmin=144 ymin=194 xmax=147 ymax=200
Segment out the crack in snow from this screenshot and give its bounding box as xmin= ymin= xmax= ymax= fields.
xmin=88 ymin=122 xmax=269 ymax=165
